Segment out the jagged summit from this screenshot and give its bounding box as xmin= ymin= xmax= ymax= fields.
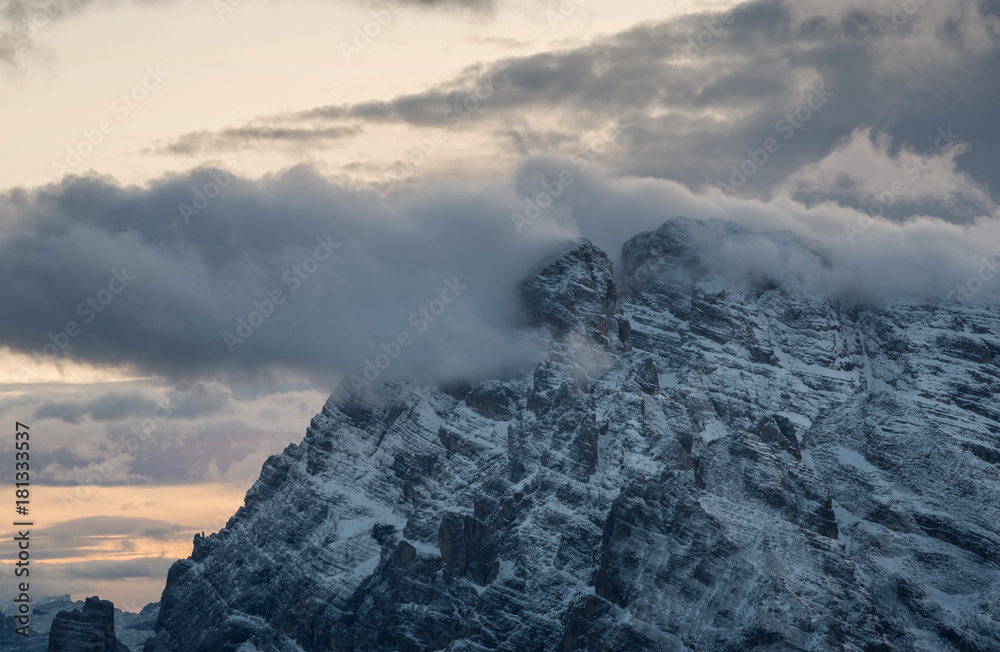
xmin=521 ymin=237 xmax=628 ymax=350
xmin=143 ymin=218 xmax=1000 ymax=652
xmin=47 ymin=597 xmax=131 ymax=652
xmin=623 ymin=216 xmax=830 ymax=297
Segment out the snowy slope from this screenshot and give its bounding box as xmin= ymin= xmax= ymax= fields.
xmin=143 ymin=218 xmax=1000 ymax=652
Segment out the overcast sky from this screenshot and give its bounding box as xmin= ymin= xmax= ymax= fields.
xmin=1 ymin=0 xmax=999 ymax=609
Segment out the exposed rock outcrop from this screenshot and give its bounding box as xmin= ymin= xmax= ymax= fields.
xmin=143 ymin=219 xmax=1000 ymax=651
xmin=47 ymin=596 xmax=130 ymax=652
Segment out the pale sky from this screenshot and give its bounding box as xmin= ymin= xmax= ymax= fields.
xmin=1 ymin=0 xmax=736 ymax=188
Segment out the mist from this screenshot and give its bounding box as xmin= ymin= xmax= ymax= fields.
xmin=0 ymin=160 xmax=995 ymax=393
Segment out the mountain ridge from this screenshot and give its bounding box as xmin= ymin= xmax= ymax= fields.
xmin=143 ymin=217 xmax=1000 ymax=652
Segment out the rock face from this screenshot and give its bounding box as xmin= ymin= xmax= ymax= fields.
xmin=144 ymin=218 xmax=1000 ymax=651
xmin=4 ymin=596 xmax=159 ymax=652
xmin=48 ymin=596 xmax=131 ymax=652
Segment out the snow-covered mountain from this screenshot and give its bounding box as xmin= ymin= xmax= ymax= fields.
xmin=142 ymin=217 xmax=1000 ymax=652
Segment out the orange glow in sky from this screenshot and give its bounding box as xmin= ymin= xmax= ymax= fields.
xmin=1 ymin=483 xmax=253 ymax=609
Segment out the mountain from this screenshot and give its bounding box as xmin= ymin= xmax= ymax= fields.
xmin=0 ymin=595 xmax=157 ymax=652
xmin=142 ymin=217 xmax=1000 ymax=651
xmin=46 ymin=596 xmax=131 ymax=652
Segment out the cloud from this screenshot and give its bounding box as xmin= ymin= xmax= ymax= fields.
xmin=0 ymin=378 xmax=324 ymax=485
xmin=507 ymin=155 xmax=1000 ymax=305
xmin=35 ymin=392 xmax=159 ymax=423
xmin=1 ymin=0 xmax=999 ymax=494
xmin=2 ymin=516 xmax=190 ymax=582
xmin=37 ymin=515 xmax=187 ymax=543
xmin=1 ymin=160 xmax=998 ymax=396
xmin=162 ymin=382 xmax=234 ymax=418
xmin=143 ymin=125 xmax=364 ymax=158
xmin=0 ymin=0 xmax=104 ymax=70
xmin=49 ymin=557 xmax=176 ymax=581
xmin=120 ymin=501 xmax=158 ymax=510
xmin=1 ymin=0 xmax=997 ymax=611
xmin=782 ymin=127 xmax=994 ymax=221
xmin=32 ymin=382 xmax=233 ymax=424
xmin=0 ymin=165 xmax=557 ymax=386
xmin=0 ymin=558 xmax=174 ymax=607
xmin=166 ymin=0 xmax=999 ymax=211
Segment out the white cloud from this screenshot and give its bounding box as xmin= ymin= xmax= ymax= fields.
xmin=780 ymin=126 xmax=993 ymax=217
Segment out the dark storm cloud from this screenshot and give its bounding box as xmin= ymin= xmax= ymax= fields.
xmin=2 ymin=0 xmax=999 ymax=386
xmin=0 ymin=166 xmax=557 ymax=384
xmin=191 ymin=0 xmax=997 ymax=219
xmin=35 ymin=392 xmax=159 ymax=423
xmin=32 ymin=382 xmax=233 ymax=423
xmin=2 ymin=159 xmax=998 ymax=396
xmin=502 ymin=0 xmax=1000 ymax=210
xmin=163 ymin=383 xmax=234 ymax=418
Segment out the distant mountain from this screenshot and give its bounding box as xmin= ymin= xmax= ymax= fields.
xmin=143 ymin=218 xmax=1000 ymax=651
xmin=0 ymin=595 xmax=157 ymax=652
xmin=47 ymin=596 xmax=130 ymax=652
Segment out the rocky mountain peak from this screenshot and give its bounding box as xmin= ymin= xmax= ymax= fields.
xmin=622 ymin=216 xmax=830 ymax=298
xmin=521 ymin=237 xmax=628 ymax=349
xmin=623 ymin=216 xmax=746 ymax=277
xmin=47 ymin=596 xmax=130 ymax=652
xmin=142 ymin=218 xmax=1000 ymax=652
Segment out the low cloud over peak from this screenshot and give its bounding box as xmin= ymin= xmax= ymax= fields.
xmin=1 ymin=161 xmax=998 ymax=391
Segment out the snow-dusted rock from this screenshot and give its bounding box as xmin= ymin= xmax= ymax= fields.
xmin=144 ymin=218 xmax=1000 ymax=652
